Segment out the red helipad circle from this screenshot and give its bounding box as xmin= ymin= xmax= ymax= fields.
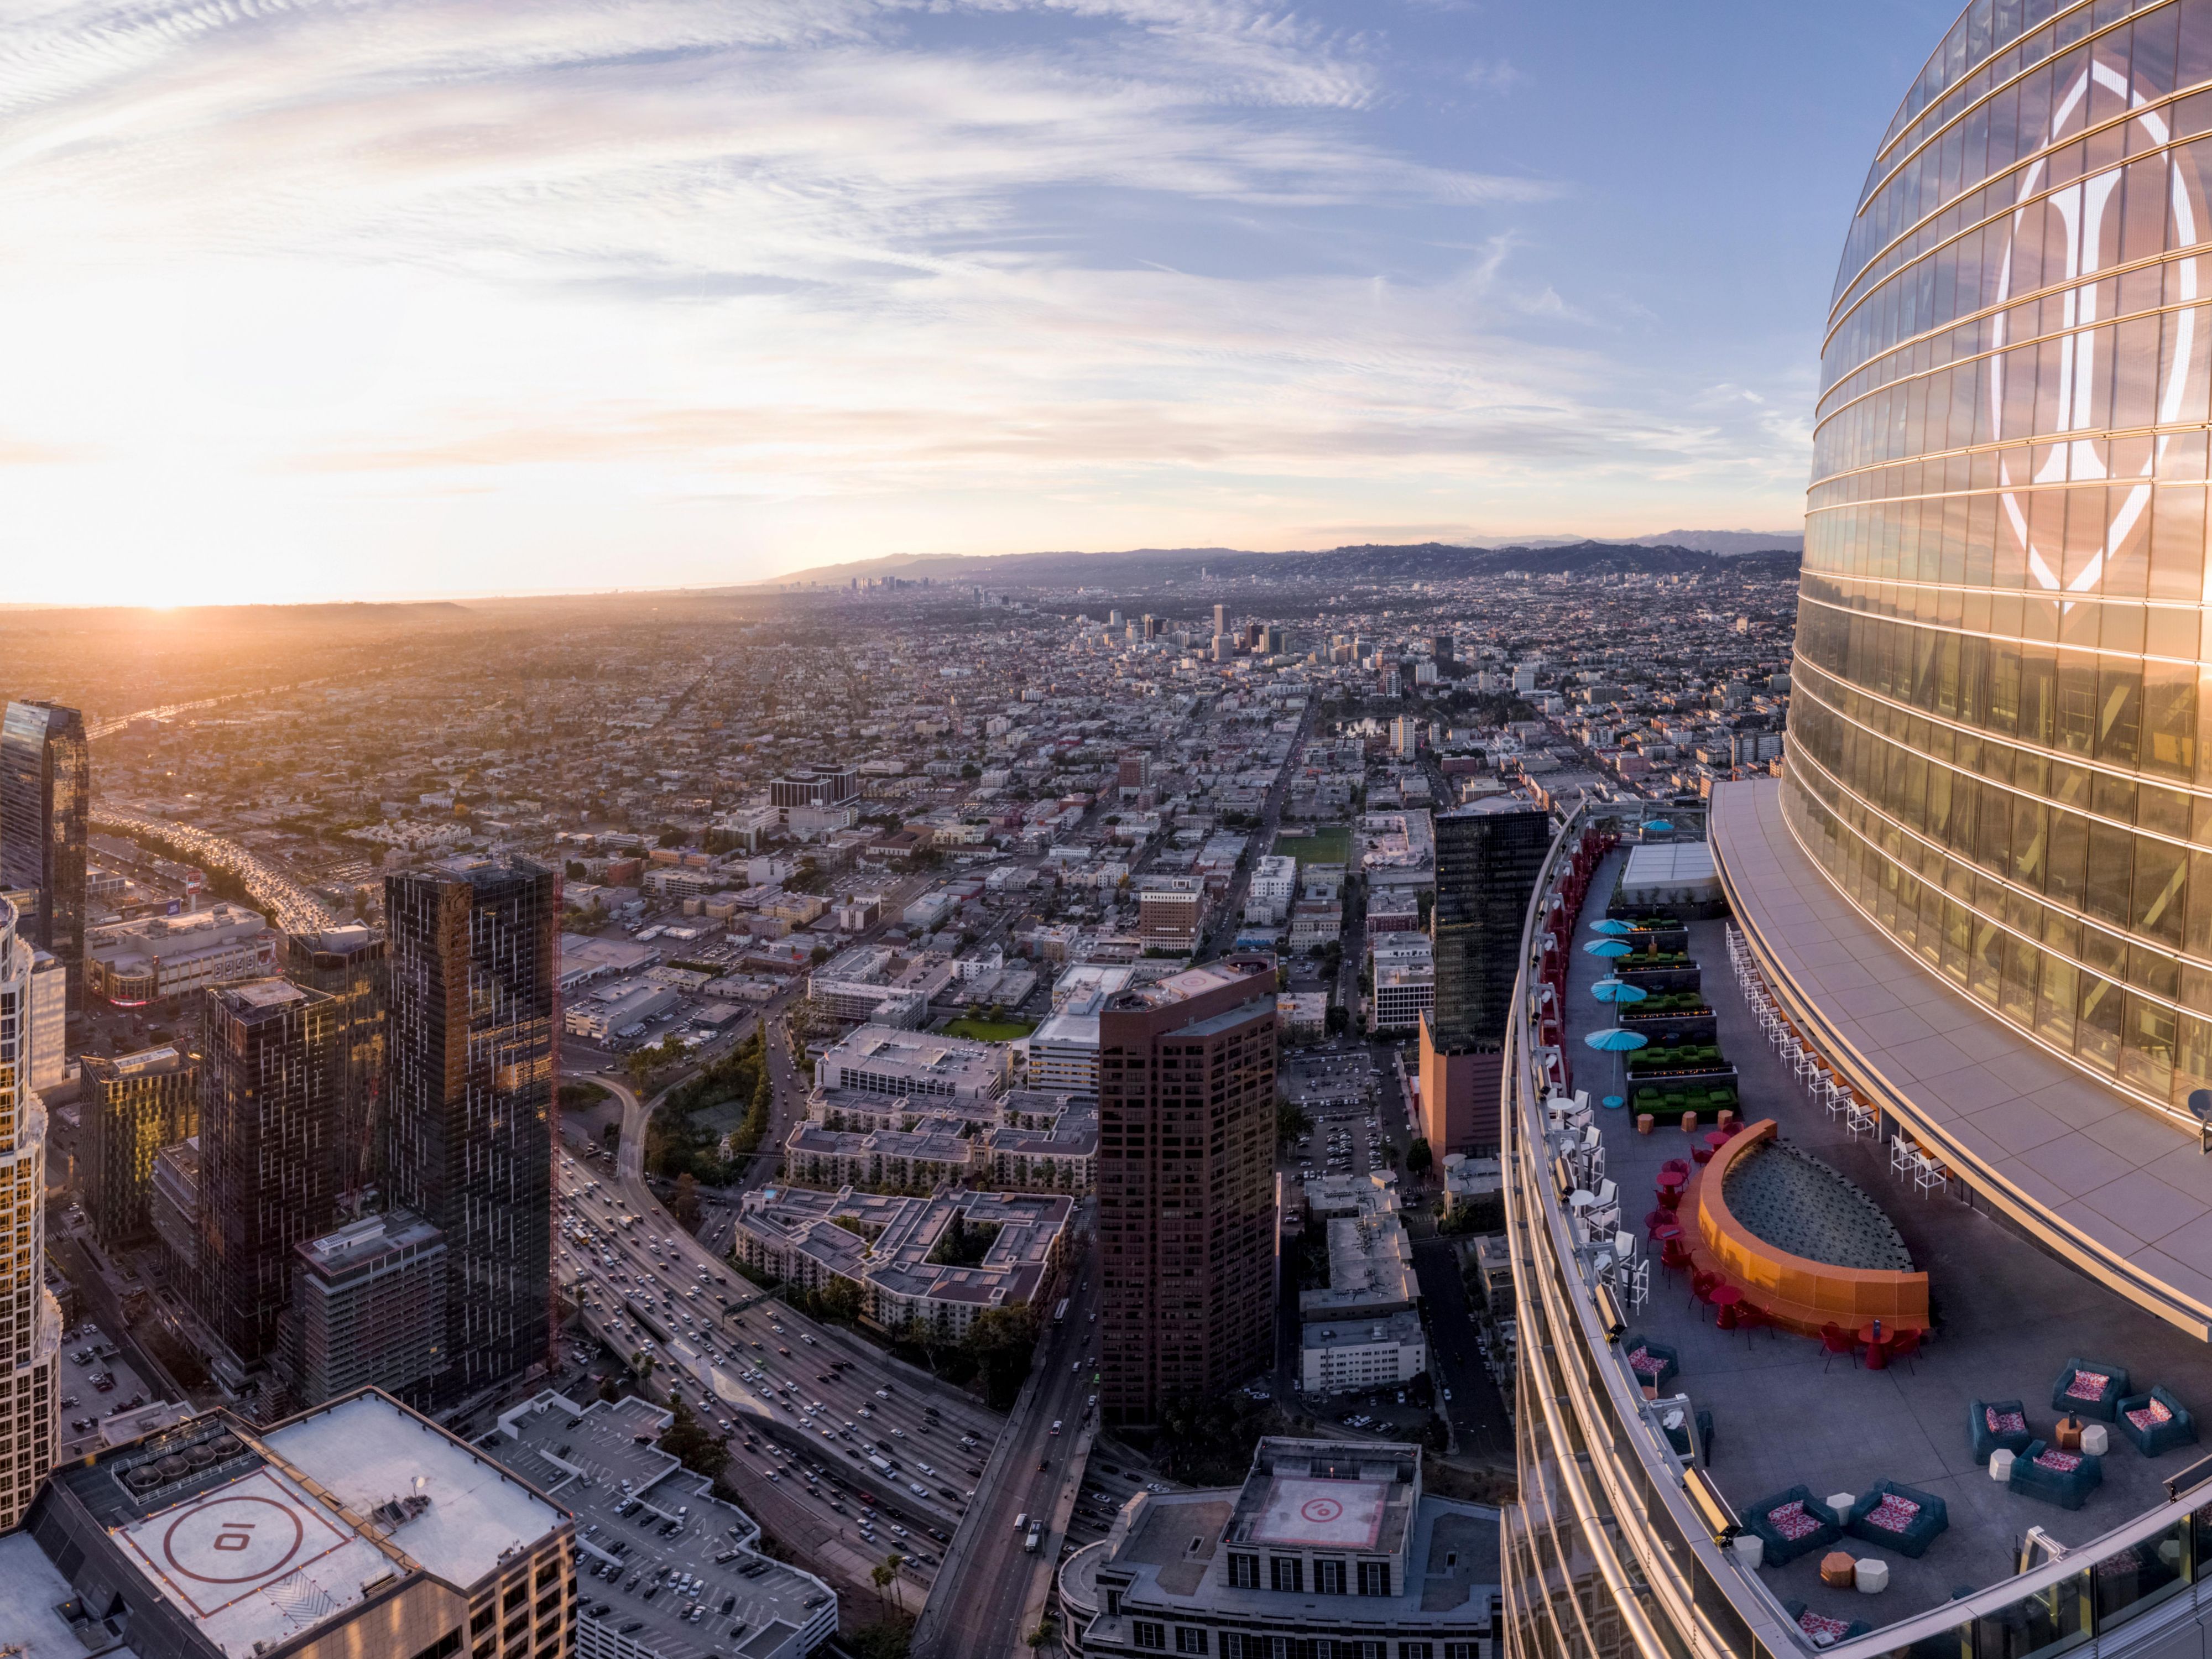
xmin=161 ymin=1496 xmax=305 ymax=1584
xmin=1300 ymin=1496 xmax=1344 ymax=1524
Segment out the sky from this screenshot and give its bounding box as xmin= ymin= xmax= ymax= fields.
xmin=0 ymin=0 xmax=1952 ymax=604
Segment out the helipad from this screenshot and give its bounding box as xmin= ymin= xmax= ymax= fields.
xmin=1247 ymin=1476 xmax=1387 ymax=1550
xmin=113 ymin=1462 xmax=389 ymax=1653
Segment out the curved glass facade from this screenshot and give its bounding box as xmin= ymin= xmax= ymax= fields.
xmin=1790 ymin=0 xmax=2212 ymax=1118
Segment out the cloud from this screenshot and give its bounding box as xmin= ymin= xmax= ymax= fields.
xmin=0 ymin=0 xmax=1799 ymax=601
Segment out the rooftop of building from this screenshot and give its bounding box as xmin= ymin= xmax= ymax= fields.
xmin=88 ymin=902 xmax=269 ymax=957
xmin=0 ymin=1530 xmax=145 ymax=1659
xmin=295 ymin=1208 xmax=445 ymax=1283
xmin=1554 ymin=820 xmax=2212 ymax=1639
xmin=211 ymin=976 xmax=309 ymax=1012
xmin=1302 ymin=1308 xmax=1425 ymax=1354
xmin=81 ymin=1042 xmax=191 ymax=1083
xmin=486 ymin=1392 xmax=834 ymax=1657
xmin=739 ymin=1182 xmax=1070 ymax=1308
xmin=1300 ymin=1207 xmax=1418 ymax=1322
xmin=1105 ymin=959 xmax=1263 ymax=1011
xmin=1062 ymin=1437 xmax=1498 ymax=1634
xmin=815 ymin=1023 xmax=1008 ymax=1091
xmin=37 ymin=1391 xmax=566 ymax=1659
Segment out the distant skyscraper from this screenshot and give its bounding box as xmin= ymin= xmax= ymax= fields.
xmin=197 ymin=979 xmax=338 ymax=1374
xmin=0 ymin=701 xmax=87 ymax=1026
xmin=82 ymin=1044 xmax=197 ymax=1252
xmin=1212 ymin=602 xmax=1227 ymax=637
xmin=1097 ymin=962 xmax=1276 ymax=1427
xmin=286 ymin=925 xmax=387 ymax=1208
xmin=384 ymin=855 xmax=557 ymax=1404
xmin=1420 ymin=804 xmax=1550 ymax=1156
xmin=0 ymin=893 xmax=59 ymax=1528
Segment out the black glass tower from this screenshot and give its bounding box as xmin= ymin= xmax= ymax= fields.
xmin=286 ymin=925 xmax=388 ymax=1209
xmin=0 ymin=701 xmax=87 ymax=1027
xmin=198 ymin=979 xmax=337 ymax=1369
xmin=384 ymin=856 xmax=556 ymax=1404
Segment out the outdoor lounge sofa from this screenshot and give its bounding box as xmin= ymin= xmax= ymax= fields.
xmin=2009 ymin=1441 xmax=2103 ymax=1510
xmin=1843 ymin=1479 xmax=1949 ymax=1558
xmin=2117 ymin=1386 xmax=2198 ymax=1458
xmin=1783 ymin=1601 xmax=1871 ymax=1649
xmin=1743 ymin=1485 xmax=1843 ymax=1567
xmin=1621 ymin=1333 xmax=1679 ymax=1394
xmin=1970 ymin=1399 xmax=2033 ymax=1465
xmin=2051 ymin=1358 xmax=2130 ymax=1423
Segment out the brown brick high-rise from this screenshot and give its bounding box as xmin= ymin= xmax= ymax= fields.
xmin=1097 ymin=962 xmax=1277 ymax=1427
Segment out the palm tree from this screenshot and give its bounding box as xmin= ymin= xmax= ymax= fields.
xmin=870 ymin=1553 xmax=904 ymax=1615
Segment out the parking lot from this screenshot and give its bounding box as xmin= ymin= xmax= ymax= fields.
xmin=55 ymin=1323 xmax=161 ymax=1459
xmin=1280 ymin=1043 xmax=1380 ymax=1115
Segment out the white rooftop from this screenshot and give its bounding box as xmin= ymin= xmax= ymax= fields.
xmin=262 ymin=1392 xmax=565 ymax=1590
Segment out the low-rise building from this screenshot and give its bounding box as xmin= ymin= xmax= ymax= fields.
xmin=566 ymin=978 xmax=681 ymax=1042
xmin=1059 ymin=1438 xmax=1498 ymax=1658
xmin=1275 ymin=990 xmax=1327 ymax=1040
xmin=1301 ymin=1309 xmax=1428 ymax=1395
xmin=1300 ymin=1185 xmax=1420 ymax=1325
xmin=813 ymin=1023 xmax=1008 ymax=1105
xmin=782 ymin=1115 xmax=977 ymax=1191
xmin=1371 ymin=960 xmax=1434 ymax=1034
xmin=806 ymin=977 xmax=928 ymax=1027
xmin=1026 ymin=995 xmax=1103 ymax=1094
xmin=85 ymin=902 xmax=279 ymax=1004
xmin=489 ymin=1391 xmax=836 ymax=1659
xmin=1135 ymin=879 xmax=1204 ymax=952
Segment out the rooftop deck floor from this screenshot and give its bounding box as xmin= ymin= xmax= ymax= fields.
xmin=1560 ymin=848 xmax=2212 ymax=1633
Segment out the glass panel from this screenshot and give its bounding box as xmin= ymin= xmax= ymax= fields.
xmin=2093 ymin=1519 xmax=2190 ymax=1629
xmin=1971 ymin=1569 xmax=2091 ymax=1658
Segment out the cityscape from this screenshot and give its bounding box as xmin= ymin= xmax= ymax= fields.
xmin=18 ymin=6 xmax=2212 ymax=1659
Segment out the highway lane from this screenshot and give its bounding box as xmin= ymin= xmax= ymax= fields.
xmin=909 ymin=1269 xmax=1103 ymax=1659
xmin=552 ymin=1078 xmax=1011 ymax=1598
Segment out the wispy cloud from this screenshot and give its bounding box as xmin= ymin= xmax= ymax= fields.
xmin=0 ymin=0 xmax=1806 ymax=601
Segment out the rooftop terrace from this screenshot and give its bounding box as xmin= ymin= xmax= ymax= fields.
xmin=1556 ymin=846 xmax=2212 ymax=1640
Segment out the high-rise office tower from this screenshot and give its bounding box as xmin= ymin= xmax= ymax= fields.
xmin=1096 ymin=962 xmax=1276 ymax=1427
xmin=1141 ymin=613 xmax=1157 ymax=640
xmin=385 ymin=855 xmax=556 ymax=1404
xmin=1212 ymin=602 xmax=1227 ymax=637
xmin=81 ymin=1044 xmax=197 ymax=1252
xmin=1421 ymin=803 xmax=1548 ymax=1157
xmin=287 ymin=924 xmax=387 ymax=1207
xmin=0 ymin=893 xmax=58 ymax=1528
xmin=197 ymin=979 xmax=337 ymax=1372
xmin=0 ymin=701 xmax=87 ymax=1026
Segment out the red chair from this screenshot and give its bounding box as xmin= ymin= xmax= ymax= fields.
xmin=1644 ymin=1208 xmax=1671 ymax=1235
xmin=1819 ymin=1322 xmax=1859 ymax=1371
xmin=1692 ymin=1144 xmax=1715 ymax=1165
xmin=1888 ymin=1328 xmax=1924 ymax=1372
xmin=1687 ymin=1269 xmax=1719 ymax=1318
xmin=1661 ymin=1158 xmax=1692 ymax=1177
xmin=1732 ymin=1301 xmax=1777 ymax=1342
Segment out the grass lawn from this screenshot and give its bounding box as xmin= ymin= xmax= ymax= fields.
xmin=941 ymin=1016 xmax=1038 ymax=1042
xmin=1272 ymin=825 xmax=1351 ymax=864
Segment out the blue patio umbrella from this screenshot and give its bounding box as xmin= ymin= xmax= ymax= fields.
xmin=1584 ymin=1025 xmax=1650 ymax=1095
xmin=1584 ymin=938 xmax=1632 ymax=958
xmin=1590 ymin=978 xmax=1648 ymax=1010
xmin=1590 ymin=918 xmax=1634 ymax=935
xmin=1644 ymin=819 xmax=1675 ymax=835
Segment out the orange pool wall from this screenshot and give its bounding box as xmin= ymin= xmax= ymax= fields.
xmin=1683 ymin=1119 xmax=1930 ymax=1337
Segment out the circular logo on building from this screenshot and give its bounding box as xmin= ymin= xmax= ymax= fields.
xmin=161 ymin=1495 xmax=305 ymax=1584
xmin=1300 ymin=1496 xmax=1344 ymax=1525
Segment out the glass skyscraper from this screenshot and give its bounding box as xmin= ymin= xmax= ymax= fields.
xmin=1790 ymin=0 xmax=2212 ymax=1115
xmin=384 ymin=855 xmax=556 ymax=1405
xmin=0 ymin=701 xmax=87 ymax=1026
xmin=1499 ymin=7 xmax=2212 ymax=1659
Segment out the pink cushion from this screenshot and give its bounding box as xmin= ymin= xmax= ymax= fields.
xmin=1985 ymin=1407 xmax=2026 ymax=1435
xmin=1864 ymin=1493 xmax=1921 ymax=1533
xmin=1766 ymin=1500 xmax=1819 ymax=1542
xmin=1798 ymin=1610 xmax=1853 ymax=1646
xmin=2063 ymin=1370 xmax=2110 ymax=1402
xmin=2126 ymin=1399 xmax=2175 ymax=1431
xmin=1626 ymin=1346 xmax=1665 ymax=1378
xmin=2034 ymin=1448 xmax=2083 ymax=1473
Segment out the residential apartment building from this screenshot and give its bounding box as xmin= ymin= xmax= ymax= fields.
xmin=197 ymin=978 xmax=338 ymax=1373
xmin=385 ymin=854 xmax=557 ymax=1405
xmin=289 ymin=1209 xmax=448 ymax=1408
xmin=1097 ymin=962 xmax=1277 ymax=1427
xmin=285 ymin=923 xmax=387 ymax=1203
xmin=81 ymin=1043 xmax=197 ymax=1251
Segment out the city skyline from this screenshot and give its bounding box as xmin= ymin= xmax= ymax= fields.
xmin=0 ymin=1 xmax=1944 ymax=607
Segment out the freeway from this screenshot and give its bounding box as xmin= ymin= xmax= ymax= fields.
xmin=91 ymin=805 xmax=335 ymax=932
xmin=909 ymin=1266 xmax=1103 ymax=1659
xmin=554 ymin=1072 xmax=1011 ymax=1601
